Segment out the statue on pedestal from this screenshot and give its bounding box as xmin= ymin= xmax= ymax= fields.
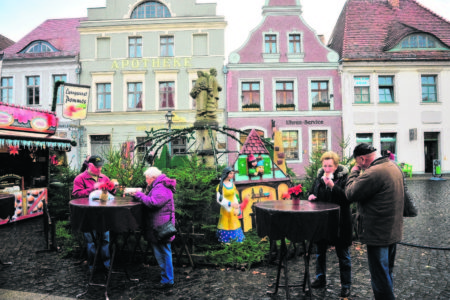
xmin=190 ymin=68 xmax=222 ymax=124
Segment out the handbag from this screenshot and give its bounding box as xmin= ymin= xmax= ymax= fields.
xmin=153 ymin=207 xmax=177 ymax=242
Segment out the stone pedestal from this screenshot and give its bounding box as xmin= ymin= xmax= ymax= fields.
xmin=194 ymin=121 xmax=218 ymax=168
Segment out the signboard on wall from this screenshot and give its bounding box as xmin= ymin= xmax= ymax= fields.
xmin=62 ymin=83 xmax=90 ymax=120
xmin=409 ymin=128 xmax=417 ymax=141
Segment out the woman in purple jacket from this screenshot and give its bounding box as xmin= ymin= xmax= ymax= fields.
xmin=132 ymin=167 xmax=176 ymax=290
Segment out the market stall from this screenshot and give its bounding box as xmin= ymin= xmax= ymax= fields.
xmin=0 ymin=103 xmax=73 ymax=225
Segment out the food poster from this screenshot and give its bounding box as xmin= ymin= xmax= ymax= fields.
xmin=23 ymin=188 xmax=47 ymax=219
xmin=240 ymin=185 xmax=277 ymax=232
xmin=62 ymin=83 xmax=90 ymax=120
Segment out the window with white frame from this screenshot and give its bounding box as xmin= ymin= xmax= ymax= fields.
xmin=129 ymin=37 xmax=142 ymax=58
xmin=241 ymin=82 xmax=260 ymax=110
xmin=20 ymin=41 xmax=57 ymax=53
xmin=97 ymin=83 xmax=111 ymax=111
xmin=311 ymin=130 xmax=328 ymax=152
xmin=378 ymin=76 xmax=394 ymax=103
xmin=276 ymin=81 xmax=294 ymax=109
xmin=160 ymin=36 xmax=174 ymax=57
xmin=1 ymin=77 xmax=13 ymax=104
xmin=127 ymin=82 xmax=142 ymax=110
xmin=131 ymin=1 xmax=171 ymax=18
xmin=53 ymin=75 xmax=66 ymax=104
xmin=265 ymin=34 xmax=277 ymax=54
xmin=159 ymin=81 xmax=175 ymax=109
xmin=26 ymin=76 xmax=40 ymax=105
xmin=282 ymin=130 xmax=299 ymax=160
xmin=311 ymin=81 xmax=330 ymax=109
xmin=288 ymin=34 xmax=301 ymax=53
xmin=421 ymin=75 xmax=437 ymax=102
xmin=354 ymin=76 xmax=370 ymax=103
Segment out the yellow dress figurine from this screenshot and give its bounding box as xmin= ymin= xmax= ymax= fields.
xmin=216 ymin=167 xmax=245 ymax=243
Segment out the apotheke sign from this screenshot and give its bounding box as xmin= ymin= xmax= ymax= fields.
xmin=111 ymin=57 xmax=193 ymax=70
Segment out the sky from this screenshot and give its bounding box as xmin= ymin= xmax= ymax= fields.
xmin=1 ymin=0 xmax=450 ymax=59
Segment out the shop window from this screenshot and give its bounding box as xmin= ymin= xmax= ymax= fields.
xmin=136 ymin=137 xmax=152 ymax=163
xmin=53 ymin=75 xmax=66 ymax=104
xmin=159 ymin=81 xmax=175 ymax=109
xmin=129 ymin=37 xmax=142 ymax=58
xmin=160 ymin=36 xmax=174 ymax=57
xmin=354 ymin=76 xmax=370 ymax=103
xmin=378 ymin=76 xmax=394 ymax=103
xmin=380 ymin=133 xmax=397 ymax=156
xmin=288 ymin=34 xmax=301 ymax=53
xmin=131 ymin=1 xmax=171 ymax=19
xmin=1 ymin=77 xmax=13 ymax=104
xmin=265 ymin=34 xmax=277 ymax=54
xmin=90 ymin=135 xmax=111 ymax=158
xmin=241 ymin=82 xmax=260 ymax=111
xmin=276 ymin=81 xmax=294 ymax=110
xmin=193 ymin=34 xmax=208 ymax=56
xmin=282 ymin=130 xmax=299 ymax=160
xmin=97 ymin=83 xmax=111 ymax=111
xmin=97 ymin=38 xmax=110 ymax=59
xmin=356 ymin=133 xmax=373 ymax=145
xmin=127 ymin=82 xmax=143 ymax=110
xmin=311 ymin=81 xmax=330 ymax=110
xmin=421 ymin=75 xmax=437 ymax=102
xmin=172 ymin=137 xmax=187 ymax=155
xmin=311 ymin=130 xmax=328 ymax=153
xmin=26 ymin=76 xmax=40 ymax=105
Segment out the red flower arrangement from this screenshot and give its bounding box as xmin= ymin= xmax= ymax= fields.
xmin=98 ymin=181 xmax=115 ymax=190
xmin=282 ymin=184 xmax=303 ymax=200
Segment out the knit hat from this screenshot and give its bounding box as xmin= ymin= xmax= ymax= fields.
xmin=353 ymin=143 xmax=377 ymax=158
xmin=256 ymin=160 xmax=264 ymax=167
xmin=247 ymin=154 xmax=256 ymax=162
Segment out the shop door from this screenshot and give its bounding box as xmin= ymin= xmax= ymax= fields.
xmin=424 ymin=132 xmax=439 ymax=173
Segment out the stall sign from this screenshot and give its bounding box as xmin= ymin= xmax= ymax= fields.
xmin=62 ymin=83 xmax=90 ymax=120
xmin=0 ymin=103 xmax=58 ymax=134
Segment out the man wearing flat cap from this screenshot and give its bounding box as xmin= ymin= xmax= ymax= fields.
xmin=72 ymin=155 xmax=116 ymax=272
xmin=345 ymin=143 xmax=404 ymax=300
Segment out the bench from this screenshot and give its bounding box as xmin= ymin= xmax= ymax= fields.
xmin=399 ymin=163 xmax=413 ymax=178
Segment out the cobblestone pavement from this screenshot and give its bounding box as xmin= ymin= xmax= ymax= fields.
xmin=1 ymin=178 xmax=449 ymax=299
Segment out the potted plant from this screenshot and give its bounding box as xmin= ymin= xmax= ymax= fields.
xmin=276 ymin=103 xmax=295 ymax=111
xmin=312 ymin=102 xmax=330 ymax=110
xmin=242 ymin=103 xmax=261 ymax=111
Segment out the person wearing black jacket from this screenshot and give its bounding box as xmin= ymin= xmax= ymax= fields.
xmin=308 ymin=151 xmax=352 ymax=298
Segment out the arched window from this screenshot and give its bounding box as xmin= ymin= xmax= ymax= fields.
xmin=20 ymin=41 xmax=58 ymax=54
xmin=399 ymin=34 xmax=444 ymax=49
xmin=131 ymin=1 xmax=171 ymax=19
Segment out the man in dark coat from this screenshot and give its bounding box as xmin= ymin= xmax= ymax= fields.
xmin=345 ymin=143 xmax=404 ymax=300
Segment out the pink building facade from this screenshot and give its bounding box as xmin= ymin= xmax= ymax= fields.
xmin=226 ymin=0 xmax=342 ymax=177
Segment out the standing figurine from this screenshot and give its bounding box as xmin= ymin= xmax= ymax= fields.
xmin=216 ymin=167 xmax=245 ymax=243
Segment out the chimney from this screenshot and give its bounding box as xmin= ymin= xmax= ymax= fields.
xmin=318 ymin=34 xmax=326 ymax=45
xmin=388 ymin=0 xmax=399 ymax=9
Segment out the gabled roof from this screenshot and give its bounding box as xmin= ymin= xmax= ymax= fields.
xmin=2 ymin=18 xmax=86 ymax=59
xmin=240 ymin=129 xmax=270 ymax=156
xmin=0 ymin=34 xmax=14 ymax=52
xmin=328 ymin=0 xmax=450 ymax=61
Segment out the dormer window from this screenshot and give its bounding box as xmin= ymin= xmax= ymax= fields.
xmin=20 ymin=41 xmax=57 ymax=54
xmin=398 ymin=34 xmax=447 ymax=50
xmin=131 ymin=1 xmax=171 ymax=19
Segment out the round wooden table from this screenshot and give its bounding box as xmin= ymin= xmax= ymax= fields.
xmin=70 ymin=197 xmax=143 ymax=300
xmin=254 ymin=200 xmax=340 ymax=299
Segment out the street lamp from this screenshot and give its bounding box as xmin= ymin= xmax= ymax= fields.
xmin=165 ymin=110 xmax=174 ymax=155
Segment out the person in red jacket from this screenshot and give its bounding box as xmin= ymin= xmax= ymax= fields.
xmin=72 ymin=155 xmax=115 ymax=271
